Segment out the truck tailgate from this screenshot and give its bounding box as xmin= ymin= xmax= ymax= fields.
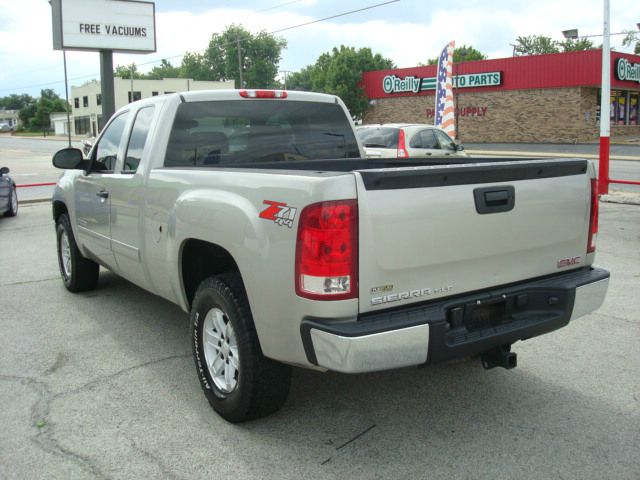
xmin=355 ymin=159 xmax=592 ymax=313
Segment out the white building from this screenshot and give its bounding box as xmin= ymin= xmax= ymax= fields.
xmin=64 ymin=77 xmax=234 ymax=136
xmin=0 ymin=109 xmax=20 ymax=129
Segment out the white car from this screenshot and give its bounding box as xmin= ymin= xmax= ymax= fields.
xmin=357 ymin=124 xmax=469 ymax=159
xmin=0 ymin=123 xmax=12 ymax=133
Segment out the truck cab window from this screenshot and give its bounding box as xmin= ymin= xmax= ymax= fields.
xmin=124 ymin=106 xmax=155 ymax=172
xmin=92 ymin=112 xmax=129 ymax=172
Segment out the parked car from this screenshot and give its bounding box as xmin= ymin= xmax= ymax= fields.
xmin=357 ymin=124 xmax=469 ymax=159
xmin=0 ymin=123 xmax=12 ymax=133
xmin=0 ymin=167 xmax=18 ymax=217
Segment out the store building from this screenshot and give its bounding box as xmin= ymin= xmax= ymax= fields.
xmin=361 ymin=50 xmax=640 ymax=143
xmin=65 ymin=77 xmax=234 ymax=136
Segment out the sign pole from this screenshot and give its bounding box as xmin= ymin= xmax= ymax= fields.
xmin=62 ymin=50 xmax=72 ymax=147
xmin=598 ymin=0 xmax=611 ymax=195
xmin=99 ymin=50 xmax=116 ymax=130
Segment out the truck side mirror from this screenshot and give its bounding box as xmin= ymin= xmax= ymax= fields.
xmin=53 ymin=148 xmax=87 ymax=170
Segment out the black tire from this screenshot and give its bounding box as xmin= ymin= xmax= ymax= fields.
xmin=191 ymin=273 xmax=292 ymax=422
xmin=56 ymin=213 xmax=99 ymax=292
xmin=3 ymin=184 xmax=17 ymax=217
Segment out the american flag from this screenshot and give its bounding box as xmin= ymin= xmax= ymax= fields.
xmin=434 ymin=40 xmax=456 ymax=139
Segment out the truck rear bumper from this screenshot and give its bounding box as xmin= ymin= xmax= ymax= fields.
xmin=300 ymin=267 xmax=609 ymax=373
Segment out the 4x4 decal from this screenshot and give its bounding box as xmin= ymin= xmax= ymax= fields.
xmin=259 ymin=200 xmax=297 ymax=228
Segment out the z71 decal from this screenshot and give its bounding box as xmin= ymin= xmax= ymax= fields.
xmin=259 ymin=200 xmax=297 ymax=228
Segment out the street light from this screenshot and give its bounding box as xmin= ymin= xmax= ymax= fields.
xmin=562 ymin=29 xmax=579 ymax=39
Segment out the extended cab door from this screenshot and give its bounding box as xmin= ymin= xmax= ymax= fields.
xmin=74 ymin=111 xmax=130 ymax=269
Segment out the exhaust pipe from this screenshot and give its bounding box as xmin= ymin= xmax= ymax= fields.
xmin=481 ymin=344 xmax=517 ymax=370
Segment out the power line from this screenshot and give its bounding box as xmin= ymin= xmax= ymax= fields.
xmin=0 ymin=0 xmax=400 ymax=94
xmin=271 ymin=0 xmax=399 ymax=34
xmin=246 ymin=0 xmax=304 ymax=16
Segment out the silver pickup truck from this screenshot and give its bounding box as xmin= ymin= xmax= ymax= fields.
xmin=52 ymin=89 xmax=609 ymax=422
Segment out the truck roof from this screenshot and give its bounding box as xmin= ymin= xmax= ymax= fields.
xmin=176 ymin=89 xmax=340 ymax=104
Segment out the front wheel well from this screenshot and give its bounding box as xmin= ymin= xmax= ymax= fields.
xmin=181 ymin=239 xmax=240 ymax=307
xmin=52 ymin=201 xmax=68 ymax=223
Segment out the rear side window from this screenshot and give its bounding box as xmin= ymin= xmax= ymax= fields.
xmin=124 ymin=106 xmax=155 ymax=172
xmin=164 ymin=100 xmax=360 ymax=166
xmin=356 ymin=127 xmax=398 ymax=148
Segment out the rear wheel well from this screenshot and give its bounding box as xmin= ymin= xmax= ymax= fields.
xmin=181 ymin=239 xmax=239 ymax=307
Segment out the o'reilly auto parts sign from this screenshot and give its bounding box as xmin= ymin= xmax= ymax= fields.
xmin=615 ymin=58 xmax=640 ymax=84
xmin=382 ymin=72 xmax=502 ymax=94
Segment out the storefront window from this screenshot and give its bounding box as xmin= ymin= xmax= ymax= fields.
xmin=630 ymin=95 xmax=638 ymax=126
xmin=605 ymin=90 xmax=639 ymax=126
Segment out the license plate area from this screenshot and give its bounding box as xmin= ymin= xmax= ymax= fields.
xmin=464 ymin=298 xmax=509 ymax=332
xmin=445 ymin=288 xmax=570 ymax=336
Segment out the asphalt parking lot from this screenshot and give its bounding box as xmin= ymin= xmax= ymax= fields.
xmin=1 ymin=201 xmax=638 ymax=480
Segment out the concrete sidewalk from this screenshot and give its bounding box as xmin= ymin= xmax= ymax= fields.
xmin=465 ymin=142 xmax=640 ymax=161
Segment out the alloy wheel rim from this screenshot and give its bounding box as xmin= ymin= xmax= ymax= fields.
xmin=11 ymin=189 xmax=17 ymax=214
xmin=60 ymin=231 xmax=72 ymax=278
xmin=202 ymin=307 xmax=239 ymax=394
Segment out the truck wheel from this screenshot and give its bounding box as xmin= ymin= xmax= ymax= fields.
xmin=56 ymin=213 xmax=99 ymax=292
xmin=191 ymin=273 xmax=292 ymax=422
xmin=4 ymin=185 xmax=17 ymax=217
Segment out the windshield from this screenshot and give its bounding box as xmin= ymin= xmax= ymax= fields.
xmin=165 ymin=100 xmax=360 ymax=166
xmin=356 ymin=127 xmax=399 ymax=149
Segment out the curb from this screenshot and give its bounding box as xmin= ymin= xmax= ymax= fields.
xmin=19 ymin=198 xmax=52 ymax=205
xmin=601 ymin=192 xmax=640 ymax=205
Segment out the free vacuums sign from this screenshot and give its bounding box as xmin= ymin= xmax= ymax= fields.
xmin=382 ymin=72 xmax=502 ymax=94
xmin=615 ymin=58 xmax=640 ymax=84
xmin=51 ymin=0 xmax=156 ymax=53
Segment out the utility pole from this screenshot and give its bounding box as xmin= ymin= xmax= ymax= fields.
xmin=236 ymin=38 xmax=244 ymax=88
xmin=280 ymin=70 xmax=292 ymax=89
xmin=130 ymin=64 xmax=134 ymax=103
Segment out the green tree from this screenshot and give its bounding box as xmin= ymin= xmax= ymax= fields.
xmin=145 ymin=59 xmax=181 ymax=79
xmin=19 ymin=89 xmax=67 ymax=130
xmin=514 ymin=35 xmax=595 ymax=56
xmin=622 ymin=30 xmax=639 ymax=54
xmin=514 ymin=35 xmax=559 ymax=55
xmin=287 ymin=45 xmax=395 ymax=120
xmin=0 ymin=93 xmax=35 ymax=110
xmin=203 ymin=24 xmax=287 ymax=88
xmin=180 ymin=52 xmax=214 ymax=80
xmin=114 ymin=63 xmax=143 ymax=79
xmin=426 ymin=45 xmax=487 ymax=65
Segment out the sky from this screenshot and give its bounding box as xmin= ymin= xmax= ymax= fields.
xmin=0 ymin=0 xmax=638 ymax=99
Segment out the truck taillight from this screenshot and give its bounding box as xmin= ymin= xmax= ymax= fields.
xmin=397 ymin=129 xmax=409 ymax=158
xmin=295 ymin=200 xmax=358 ymax=300
xmin=587 ymin=178 xmax=598 ymax=254
xmin=239 ymin=89 xmax=288 ymax=99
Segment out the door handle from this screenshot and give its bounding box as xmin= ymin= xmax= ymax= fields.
xmin=96 ymin=190 xmax=109 ymax=199
xmin=474 ymin=186 xmax=515 ymax=214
